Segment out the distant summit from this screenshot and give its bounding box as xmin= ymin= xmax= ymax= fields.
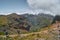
xmin=52 ymin=15 xmax=60 ymax=24
xmin=8 ymin=13 xmax=18 ymax=16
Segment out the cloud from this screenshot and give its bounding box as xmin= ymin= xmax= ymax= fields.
xmin=27 ymin=0 xmax=60 ymax=15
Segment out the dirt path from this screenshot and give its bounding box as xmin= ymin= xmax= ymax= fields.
xmin=0 ymin=30 xmax=48 ymax=38
xmin=0 ymin=32 xmax=41 ymax=37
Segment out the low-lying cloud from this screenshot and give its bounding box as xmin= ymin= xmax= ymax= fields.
xmin=27 ymin=0 xmax=60 ymax=15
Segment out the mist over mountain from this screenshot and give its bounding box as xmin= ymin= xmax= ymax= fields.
xmin=27 ymin=0 xmax=60 ymax=15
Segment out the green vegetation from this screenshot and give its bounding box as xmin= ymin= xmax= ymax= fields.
xmin=0 ymin=26 xmax=58 ymax=40
xmin=1 ymin=13 xmax=60 ymax=40
xmin=0 ymin=13 xmax=53 ymax=35
xmin=0 ymin=16 xmax=8 ymax=25
xmin=0 ymin=32 xmax=5 ymax=35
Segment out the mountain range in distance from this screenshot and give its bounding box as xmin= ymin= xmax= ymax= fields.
xmin=0 ymin=13 xmax=54 ymax=34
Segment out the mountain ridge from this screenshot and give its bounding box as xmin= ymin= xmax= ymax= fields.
xmin=0 ymin=13 xmax=54 ymax=34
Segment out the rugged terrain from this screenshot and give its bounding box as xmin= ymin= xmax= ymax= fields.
xmin=1 ymin=13 xmax=59 ymax=40
xmin=0 ymin=13 xmax=53 ymax=35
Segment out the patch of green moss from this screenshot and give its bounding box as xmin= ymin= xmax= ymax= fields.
xmin=0 ymin=32 xmax=5 ymax=35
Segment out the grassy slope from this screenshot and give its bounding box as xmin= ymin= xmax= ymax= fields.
xmin=19 ymin=25 xmax=58 ymax=40
xmin=0 ymin=25 xmax=58 ymax=40
xmin=0 ymin=16 xmax=8 ymax=25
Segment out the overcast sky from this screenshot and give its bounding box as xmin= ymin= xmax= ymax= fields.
xmin=0 ymin=0 xmax=60 ymax=15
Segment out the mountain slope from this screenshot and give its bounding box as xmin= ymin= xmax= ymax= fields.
xmin=0 ymin=13 xmax=54 ymax=34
